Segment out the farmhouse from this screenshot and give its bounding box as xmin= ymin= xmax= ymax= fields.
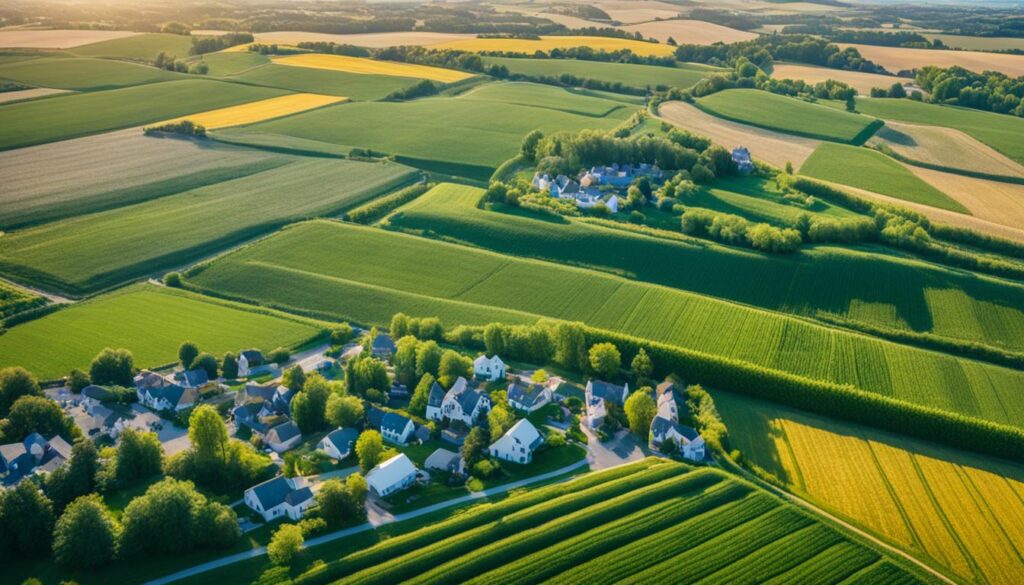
xmin=244 ymin=475 xmax=315 ymax=522
xmin=237 ymin=349 xmax=266 ymax=378
xmin=380 ymin=412 xmax=415 ymax=446
xmin=473 ymin=354 xmax=506 ymax=382
xmin=264 ymin=420 xmax=303 ymax=453
xmin=585 ymin=379 xmax=629 ymax=429
xmin=430 ymin=377 xmax=491 ymax=426
xmin=506 ymin=379 xmax=552 ymax=413
xmin=365 ymin=453 xmax=418 ymax=497
xmin=424 ymin=447 xmax=465 ymax=476
xmin=489 ymin=419 xmax=544 ymax=464
xmin=731 ymin=146 xmax=754 ymax=174
xmin=87 ymin=404 xmax=133 ymax=438
xmin=650 ymin=416 xmax=706 ymax=461
xmin=232 ymin=402 xmax=276 ymax=434
xmin=318 ymin=427 xmax=359 ymax=460
xmin=134 ymin=371 xmax=197 ymax=412
xmin=371 ymin=333 xmax=396 ymax=358
xmin=532 ymin=162 xmax=661 ymax=213
xmin=174 ymin=368 xmax=210 ymax=389
xmin=0 ymin=433 xmax=72 ymax=487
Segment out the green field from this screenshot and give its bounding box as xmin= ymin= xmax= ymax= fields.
xmin=688 ymin=175 xmax=862 ymax=224
xmin=196 ymin=51 xmax=270 ymax=76
xmin=70 ymin=33 xmax=195 ymax=61
xmin=232 ymin=63 xmax=421 ymax=100
xmin=799 ymin=143 xmax=968 ymax=212
xmin=0 ymin=57 xmax=182 ymax=90
xmin=247 ymin=82 xmax=635 ymax=173
xmin=0 ymin=79 xmax=289 ymax=150
xmin=0 ymin=159 xmax=416 ymax=294
xmin=698 ymin=89 xmax=883 ymax=143
xmin=0 ymin=279 xmax=45 ymax=319
xmin=853 ymin=98 xmax=1024 ymax=164
xmin=482 ymin=57 xmax=714 ymax=90
xmin=0 ymin=284 xmax=327 ymax=380
xmin=185 ymin=216 xmax=1024 ymax=429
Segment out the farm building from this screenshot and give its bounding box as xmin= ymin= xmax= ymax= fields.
xmin=429 ymin=377 xmax=491 ymax=426
xmin=506 ymin=379 xmax=552 ymax=413
xmin=134 ymin=370 xmax=197 ymax=412
xmin=365 ymin=453 xmax=417 ymax=497
xmin=424 ymin=447 xmax=465 ymax=476
xmin=380 ymin=412 xmax=415 ymax=446
xmin=0 ymin=433 xmax=72 ymax=487
xmin=489 ymin=419 xmax=544 ymax=464
xmin=318 ymin=427 xmax=359 ymax=460
xmin=244 ymin=475 xmax=315 ymax=522
xmin=473 ymin=354 xmax=506 ymax=381
xmin=731 ymin=146 xmax=754 ymax=174
xmin=585 ymin=379 xmax=629 ymax=429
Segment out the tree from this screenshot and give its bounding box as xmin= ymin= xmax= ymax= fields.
xmin=193 ymin=352 xmax=218 ymax=379
xmin=351 ymin=357 xmax=389 ymax=396
xmin=221 ymin=353 xmax=239 ymax=380
xmin=120 ymin=478 xmax=239 ymax=556
xmin=589 ymin=343 xmax=621 ymax=379
xmin=268 ymin=524 xmax=303 ymax=566
xmin=488 ymin=406 xmax=516 ymax=442
xmin=624 ymin=389 xmax=657 ymax=438
xmin=45 ymin=440 xmax=98 ymax=511
xmin=89 ymin=348 xmax=134 ymax=386
xmin=845 ymin=95 xmax=857 ymax=112
xmin=552 ymin=322 xmax=588 ymax=371
xmin=415 ymin=341 xmax=442 ymax=378
xmin=326 ymin=394 xmax=364 ymax=428
xmin=390 ymin=313 xmax=411 ymax=339
xmin=438 ymin=350 xmax=472 ymax=388
xmin=0 ymin=481 xmax=54 ymax=555
xmin=0 ymin=366 xmax=42 ymax=417
xmin=888 ymin=82 xmax=906 ymax=98
xmin=330 ymin=323 xmax=354 ymax=345
xmin=530 ymin=369 xmax=549 ymax=384
xmin=52 ymin=495 xmax=120 ymax=568
xmin=356 ymin=430 xmax=384 ymax=472
xmin=188 ymin=405 xmax=229 ymax=470
xmin=178 ymin=341 xmax=199 ymax=370
xmin=461 ymin=426 xmax=488 ymax=467
xmin=267 ymin=347 xmax=290 ymax=365
xmin=392 ymin=336 xmax=419 ymax=386
xmin=67 ymin=369 xmax=90 ymax=394
xmin=163 ymin=271 xmax=182 ymax=287
xmin=283 ymin=365 xmax=306 ymax=392
xmin=292 ymin=374 xmax=330 ymax=433
xmin=346 ymin=473 xmax=368 ymax=513
xmin=630 ymin=348 xmax=653 ymax=384
xmin=3 ymin=395 xmax=75 ymax=443
xmin=521 ymin=129 xmax=544 ymax=161
xmin=114 ymin=429 xmax=163 ymax=486
xmin=408 ymin=373 xmax=435 ymax=417
xmin=483 ymin=323 xmax=508 ymax=356
xmin=316 ymin=476 xmax=365 ymax=526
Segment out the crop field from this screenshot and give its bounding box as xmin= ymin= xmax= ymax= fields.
xmin=868 ymin=122 xmax=1024 ymax=180
xmin=273 ymin=53 xmax=473 ymax=83
xmin=0 ymin=158 xmax=415 ymax=294
xmin=715 ymin=391 xmax=1024 ymax=585
xmin=0 ymin=29 xmax=139 ymax=49
xmin=770 ymin=63 xmax=909 ymax=95
xmin=0 ymin=128 xmax=284 ymax=229
xmin=597 ymin=1 xmax=686 ymax=23
xmin=0 ymin=79 xmax=289 ymax=150
xmin=250 ymin=31 xmax=473 ymax=48
xmin=432 ymin=36 xmax=678 ymax=57
xmin=800 ymin=143 xmax=968 ymax=212
xmin=229 ymin=63 xmax=417 ymax=100
xmin=839 ymin=43 xmax=1024 ymax=78
xmin=289 ymin=458 xmax=926 ymax=585
xmin=697 ymin=89 xmax=882 ymax=144
xmin=158 ymin=93 xmax=347 ymax=130
xmin=481 ymin=57 xmax=714 ymax=89
xmin=0 ymin=280 xmax=46 ymax=320
xmin=0 ymin=87 xmax=69 ymax=104
xmin=0 ymin=284 xmax=326 ymax=380
xmin=904 ymin=167 xmax=1024 ymax=236
xmin=693 ymin=177 xmax=861 ymax=224
xmin=620 ymin=19 xmax=758 ymax=44
xmin=195 ymin=51 xmax=269 ymax=76
xmin=921 ymin=34 xmax=1024 ymax=52
xmin=0 ymin=57 xmax=181 ymax=90
xmin=185 ymin=217 xmax=1024 ymax=429
xmin=69 ymin=32 xmax=195 ymax=61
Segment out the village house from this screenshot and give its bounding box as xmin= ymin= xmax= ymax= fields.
xmin=532 ymin=162 xmax=661 ymax=213
xmin=174 ymin=368 xmax=209 ymax=389
xmin=0 ymin=433 xmax=72 ymax=487
xmin=649 ymin=382 xmax=705 ymax=461
xmin=429 ymin=377 xmax=491 ymax=427
xmin=134 ymin=370 xmax=197 ymax=412
xmin=244 ymin=475 xmax=315 ymax=522
xmin=731 ymin=146 xmax=754 ymax=174
xmin=424 ymin=447 xmax=465 ymax=477
xmin=380 ymin=412 xmax=416 ymax=446
xmin=506 ymin=379 xmax=552 ymax=413
xmin=489 ymin=419 xmax=544 ymax=464
xmin=585 ymin=379 xmax=630 ymax=429
xmin=318 ymin=427 xmax=360 ymax=460
xmin=264 ymin=420 xmax=303 ymax=453
xmin=425 ymin=381 xmax=447 ymax=422
xmin=236 ymin=349 xmax=266 ymax=378
xmin=473 ymin=354 xmax=506 ymax=382
xmin=365 ymin=453 xmax=418 ymax=497
xmin=371 ymin=333 xmax=396 ymax=359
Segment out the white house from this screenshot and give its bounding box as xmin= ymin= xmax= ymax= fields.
xmin=489 ymin=419 xmax=544 ymax=464
xmin=433 ymin=377 xmax=490 ymax=426
xmin=425 ymin=381 xmax=446 ymax=422
xmin=380 ymin=412 xmax=415 ymax=446
xmin=136 ymin=382 xmax=197 ymax=412
xmin=584 ymin=380 xmax=629 ymax=429
xmin=506 ymin=379 xmax=552 ymax=413
xmin=318 ymin=428 xmax=359 ymax=460
xmin=731 ymin=146 xmax=754 ymax=174
xmin=473 ymin=355 xmax=506 ymax=382
xmin=264 ymin=420 xmax=302 ymax=453
xmin=244 ymin=475 xmax=315 ymax=522
xmin=365 ymin=453 xmax=417 ymax=497
xmin=236 ymin=349 xmax=265 ymax=378
xmin=650 ymin=416 xmax=706 ymax=461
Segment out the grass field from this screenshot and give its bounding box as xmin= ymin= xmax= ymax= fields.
xmin=481 ymin=57 xmax=714 ymax=90
xmin=273 ymin=53 xmax=473 ymax=83
xmin=800 ymin=143 xmax=968 ymax=213
xmin=230 ymin=62 xmax=418 ymax=100
xmin=0 ymin=284 xmax=326 ymax=382
xmin=185 ymin=215 xmax=1024 ymax=429
xmin=868 ymin=121 xmax=1024 ymax=180
xmin=0 ymin=56 xmax=181 ymax=90
xmin=196 ymin=51 xmax=269 ymax=76
xmin=0 ymin=87 xmax=70 ymax=104
xmin=70 ymin=32 xmax=195 ymax=61
xmin=158 ymin=93 xmax=347 ymax=130
xmin=698 ymin=89 xmax=882 ymax=144
xmin=0 ymin=79 xmax=289 ymax=150
xmin=716 ymin=391 xmax=1024 ymax=585
xmin=0 ymin=129 xmax=284 ymax=229
xmin=0 ymin=279 xmax=45 ymax=320
xmin=0 ymin=158 xmax=415 ymax=294
xmin=433 ymin=35 xmax=678 ymax=57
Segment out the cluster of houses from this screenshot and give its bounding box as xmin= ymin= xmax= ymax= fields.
xmin=232 ymin=380 xmax=302 ymax=453
xmin=0 ymin=433 xmax=72 ymax=487
xmin=531 ymin=162 xmax=664 ymax=213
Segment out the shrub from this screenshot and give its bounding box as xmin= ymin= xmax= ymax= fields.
xmin=268 ymin=524 xmax=304 ymax=566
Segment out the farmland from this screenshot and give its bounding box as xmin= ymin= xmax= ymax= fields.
xmin=0 ymin=79 xmax=289 ymax=150
xmin=716 ymin=391 xmax=1024 ymax=585
xmin=620 ymin=19 xmax=758 ymax=44
xmin=697 ymin=89 xmax=883 ymax=144
xmin=770 ymin=63 xmax=909 ymax=95
xmin=69 ymin=32 xmax=195 ymax=61
xmin=0 ymin=87 xmax=69 ymax=104
xmin=921 ymin=34 xmax=1024 ymax=52
xmin=0 ymin=284 xmax=326 ymax=380
xmin=0 ymin=158 xmax=415 ymax=294
xmin=799 ymin=143 xmax=968 ymax=213
xmin=230 ymin=63 xmax=418 ymax=100
xmin=839 ymin=44 xmax=1024 ymax=78
xmin=901 ymin=167 xmax=1024 ymax=237
xmin=185 ymin=217 xmax=1024 ymax=429
xmin=868 ymin=122 xmax=1024 ymax=180
xmin=432 ymin=36 xmax=678 ymax=57
xmin=250 ymin=31 xmax=473 ymax=48
xmin=481 ymin=57 xmax=716 ymax=90
xmin=0 ymin=57 xmax=181 ymax=90
xmin=157 ymin=93 xmax=347 ymax=130
xmin=194 ymin=51 xmax=269 ymax=76
xmin=272 ymin=53 xmax=474 ymax=83
xmin=0 ymin=280 xmax=46 ymax=320
xmin=0 ymin=29 xmax=139 ymax=49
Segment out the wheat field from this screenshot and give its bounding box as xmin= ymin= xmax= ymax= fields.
xmin=159 ymin=92 xmax=346 ymax=130
xmin=434 ymin=36 xmax=677 ymax=57
xmin=273 ymin=53 xmax=473 ymax=83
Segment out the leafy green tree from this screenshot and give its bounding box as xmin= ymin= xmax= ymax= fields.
xmin=530 ymin=369 xmax=549 ymax=384
xmin=0 ymin=481 xmax=54 ymax=555
xmin=67 ymin=369 xmax=90 ymax=394
xmin=45 ymin=440 xmax=99 ymax=512
xmin=521 ymin=129 xmax=544 ymax=161
xmin=267 ymin=347 xmax=290 ymax=365
xmin=346 ymin=473 xmax=368 ymax=514
xmin=390 ymin=313 xmax=411 ymax=339
xmin=178 ymin=341 xmax=199 ymax=370
xmin=461 ymin=427 xmax=488 ymax=467
xmin=352 ymin=358 xmax=389 ymax=396
xmin=292 ymin=374 xmax=330 ymax=433
xmin=0 ymin=366 xmax=42 ymax=417
xmin=624 ymin=388 xmax=657 ymax=438
xmin=415 ymin=341 xmax=442 ymax=378
xmin=52 ymin=494 xmax=120 ymax=568
xmin=552 ymin=322 xmax=588 ymax=371
xmin=268 ymin=524 xmax=303 ymax=566
xmin=631 ymin=348 xmax=653 ymax=384
xmin=356 ymin=430 xmax=384 ymax=472
xmin=393 ymin=336 xmax=419 ymax=386
xmin=283 ymin=365 xmax=306 ymax=392
xmin=488 ymin=406 xmax=516 ymax=442
xmin=221 ymin=353 xmax=239 ymax=380
xmin=2 ymin=395 xmax=76 ymax=443
xmin=482 ymin=323 xmax=508 ymax=357
xmin=317 ymin=477 xmax=365 ymax=526
xmin=114 ymin=429 xmax=163 ymax=486
xmin=589 ymin=343 xmax=621 ymax=379
xmin=193 ymin=352 xmax=218 ymax=379
xmin=417 ymin=317 xmax=443 ymax=341
xmin=89 ymin=348 xmax=134 ymax=386
xmin=326 ymin=394 xmax=364 ymax=428
xmin=438 ymin=350 xmax=472 ymax=388
xmin=188 ymin=405 xmax=229 ymax=470
xmin=330 ymin=323 xmax=354 ymax=345
xmin=408 ymin=373 xmax=435 ymax=417
xmin=120 ymin=478 xmax=238 ymax=556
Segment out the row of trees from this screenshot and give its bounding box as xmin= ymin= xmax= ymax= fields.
xmin=675 ymin=34 xmax=885 ymax=74
xmin=681 ymin=209 xmax=804 ymax=254
xmin=915 ymin=65 xmax=1024 ymax=117
xmin=190 ymin=32 xmax=253 ymax=55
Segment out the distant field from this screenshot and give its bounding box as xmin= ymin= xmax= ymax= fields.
xmin=869 ymin=121 xmax=1024 ymax=180
xmin=922 ymin=34 xmax=1024 ymax=52
xmin=482 ymin=57 xmax=714 ymax=89
xmin=597 ymin=1 xmax=685 ymax=23
xmin=0 ymin=79 xmax=289 ymax=150
xmin=0 ymin=57 xmax=180 ymax=90
xmin=697 ymin=89 xmax=882 ymax=144
xmin=0 ymin=129 xmax=285 ymax=229
xmin=840 ymin=43 xmax=1024 ymax=77
xmin=800 ymin=143 xmax=968 ymax=213
xmin=273 ymin=53 xmax=473 ymax=83
xmin=231 ymin=63 xmax=418 ymax=100
xmin=251 ymin=31 xmax=473 ymax=48
xmin=717 ymin=391 xmax=1024 ymax=585
xmin=0 ymin=280 xmax=46 ymax=320
xmin=770 ymin=63 xmax=905 ymax=95
xmin=0 ymin=159 xmax=415 ymax=294
xmin=0 ymin=285 xmax=325 ymax=380
xmin=70 ymin=32 xmax=194 ymax=61
xmin=620 ymin=19 xmax=758 ymax=44
xmin=0 ymin=87 xmax=68 ymax=104
xmin=0 ymin=29 xmax=139 ymax=49
xmin=196 ymin=51 xmax=269 ymax=76
xmin=158 ymin=93 xmax=347 ymax=130
xmin=433 ymin=36 xmax=677 ymax=57
xmin=186 ymin=215 xmax=1024 ymax=429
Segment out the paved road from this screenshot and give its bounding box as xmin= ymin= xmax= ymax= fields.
xmin=582 ymin=423 xmax=645 ymax=470
xmin=143 ymin=458 xmax=589 ymax=585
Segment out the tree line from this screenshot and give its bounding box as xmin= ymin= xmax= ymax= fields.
xmin=915 ymin=65 xmax=1024 ymax=117
xmin=675 ymin=34 xmax=886 ymax=74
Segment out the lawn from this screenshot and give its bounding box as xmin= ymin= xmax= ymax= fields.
xmin=697 ymin=88 xmax=883 ymax=144
xmin=715 ymin=390 xmax=1024 ymax=585
xmin=0 ymin=158 xmax=416 ymax=294
xmin=184 ymin=217 xmax=1024 ymax=430
xmin=799 ymin=143 xmax=969 ymax=213
xmin=0 ymin=284 xmax=328 ymax=380
xmin=0 ymin=79 xmax=290 ymax=150
xmin=70 ymin=32 xmax=195 ymax=61
xmin=481 ymin=57 xmax=714 ymax=90
xmin=0 ymin=56 xmax=182 ymax=90
xmin=233 ymin=62 xmax=420 ymax=100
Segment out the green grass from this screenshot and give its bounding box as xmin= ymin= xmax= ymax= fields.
xmin=482 ymin=57 xmax=713 ymax=90
xmin=232 ymin=63 xmax=421 ymax=100
xmin=185 ymin=216 xmax=1024 ymax=430
xmin=683 ymin=175 xmax=861 ymax=225
xmin=0 ymin=57 xmax=182 ymax=90
xmin=0 ymin=284 xmax=326 ymax=380
xmin=698 ymin=89 xmax=883 ymax=144
xmin=852 ymin=97 xmax=1024 ymax=164
xmin=0 ymin=279 xmax=45 ymax=319
xmin=0 ymin=79 xmax=289 ymax=150
xmin=195 ymin=51 xmax=270 ymax=76
xmin=799 ymin=143 xmax=969 ymax=213
xmin=70 ymin=32 xmax=195 ymax=61
xmin=0 ymin=158 xmax=416 ymax=294
xmin=247 ymin=82 xmax=635 ymax=169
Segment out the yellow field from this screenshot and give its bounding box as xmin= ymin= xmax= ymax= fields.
xmin=433 ymin=35 xmax=678 ymax=57
xmin=716 ymin=391 xmax=1024 ymax=585
xmin=840 ymin=43 xmax=1024 ymax=77
xmin=271 ymin=53 xmax=473 ymax=83
xmin=250 ymin=31 xmax=473 ymax=49
xmin=771 ymin=63 xmax=913 ymax=95
xmin=158 ymin=93 xmax=347 ymax=130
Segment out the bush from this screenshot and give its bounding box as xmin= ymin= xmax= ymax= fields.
xmin=472 ymin=459 xmax=500 ymax=479
xmin=268 ymin=524 xmax=304 ymax=566
xmin=143 ymin=120 xmax=206 ymax=137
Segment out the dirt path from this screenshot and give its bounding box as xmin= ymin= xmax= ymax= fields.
xmin=0 ymin=275 xmax=74 ymax=305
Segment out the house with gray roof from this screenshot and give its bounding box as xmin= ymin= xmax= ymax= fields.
xmin=425 ymin=381 xmax=447 ymax=421
xmin=584 ymin=379 xmax=629 ymax=429
xmin=136 ymin=374 xmax=197 ymax=412
xmin=432 ymin=377 xmax=490 ymax=427
xmin=424 ymin=448 xmax=465 ymax=477
xmin=380 ymin=412 xmax=415 ymax=446
xmin=0 ymin=433 xmax=72 ymax=487
xmin=650 ymin=416 xmax=705 ymax=461
xmin=318 ymin=428 xmax=359 ymax=460
xmin=371 ymin=334 xmax=396 ymax=359
xmin=264 ymin=420 xmax=302 ymax=453
xmin=244 ymin=475 xmax=315 ymax=521
xmin=507 ymin=379 xmax=552 ymax=413
xmin=175 ymin=368 xmax=209 ymax=389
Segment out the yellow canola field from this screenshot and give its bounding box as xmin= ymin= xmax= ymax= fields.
xmin=158 ymin=93 xmax=346 ymax=130
xmin=434 ymin=35 xmax=677 ymax=57
xmin=272 ymin=53 xmax=474 ymax=83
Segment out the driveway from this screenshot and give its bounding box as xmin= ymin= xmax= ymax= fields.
xmin=582 ymin=423 xmax=645 ymax=470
